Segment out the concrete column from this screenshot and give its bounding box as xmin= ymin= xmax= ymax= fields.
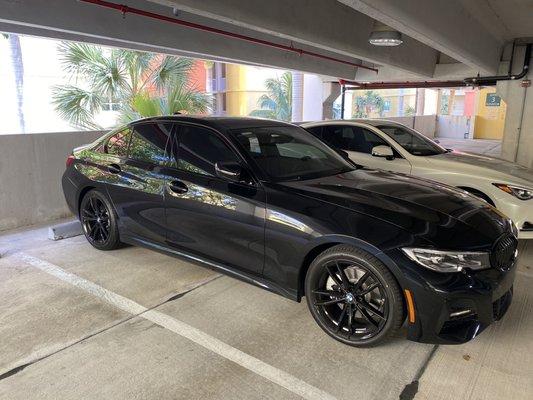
xmin=322 ymin=82 xmax=341 ymax=120
xmin=291 ymin=71 xmax=304 ymax=122
xmin=415 ymin=88 xmax=425 ymax=115
xmin=302 ymin=74 xmax=324 ymax=121
xmin=498 ymin=46 xmax=532 ymax=168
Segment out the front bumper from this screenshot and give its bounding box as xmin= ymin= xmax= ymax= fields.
xmin=386 ymin=249 xmax=517 ymax=344
xmin=493 ymin=195 xmax=533 ymax=239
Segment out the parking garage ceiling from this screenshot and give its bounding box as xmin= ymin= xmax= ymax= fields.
xmin=1 ymin=0 xmax=532 ymax=80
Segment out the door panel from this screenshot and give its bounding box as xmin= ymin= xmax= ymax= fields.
xmin=105 ymin=122 xmax=173 ymax=243
xmin=164 ymin=123 xmax=265 ymax=275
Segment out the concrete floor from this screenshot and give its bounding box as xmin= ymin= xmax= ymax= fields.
xmin=437 ymin=138 xmax=502 ymax=158
xmin=0 ymin=221 xmax=532 ymax=400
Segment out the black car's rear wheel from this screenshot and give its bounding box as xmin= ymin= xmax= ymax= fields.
xmin=305 ymin=245 xmax=404 ymax=346
xmin=80 ymin=189 xmax=121 ymax=250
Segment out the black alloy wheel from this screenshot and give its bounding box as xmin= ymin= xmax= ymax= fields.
xmin=80 ymin=190 xmax=121 ymax=250
xmin=305 ymin=245 xmax=404 ymax=346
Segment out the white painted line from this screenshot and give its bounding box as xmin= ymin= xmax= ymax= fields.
xmin=16 ymin=252 xmax=337 ymax=400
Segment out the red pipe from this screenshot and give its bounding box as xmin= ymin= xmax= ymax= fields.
xmin=339 ymin=79 xmax=468 ymax=89
xmin=79 ymin=0 xmax=378 ymax=73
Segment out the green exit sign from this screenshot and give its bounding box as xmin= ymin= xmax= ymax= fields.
xmin=486 ymin=93 xmax=501 ymax=106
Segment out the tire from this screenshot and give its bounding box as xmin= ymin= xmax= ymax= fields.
xmin=305 ymin=244 xmax=404 ymax=347
xmin=79 ymin=189 xmax=121 ymax=251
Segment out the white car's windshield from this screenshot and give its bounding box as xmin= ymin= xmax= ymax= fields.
xmin=377 ymin=125 xmax=447 ymax=156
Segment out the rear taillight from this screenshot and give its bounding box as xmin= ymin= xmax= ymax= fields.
xmin=66 ymin=155 xmax=75 ymax=168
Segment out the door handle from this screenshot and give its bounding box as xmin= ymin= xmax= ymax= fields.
xmin=108 ymin=163 xmax=121 ymax=174
xmin=168 ymin=180 xmax=188 ymax=194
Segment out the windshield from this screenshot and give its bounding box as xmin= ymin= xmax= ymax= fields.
xmin=377 ymin=124 xmax=447 ymax=156
xmin=229 ymin=126 xmax=354 ymax=182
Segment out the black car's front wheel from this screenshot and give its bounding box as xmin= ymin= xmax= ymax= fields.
xmin=305 ymin=245 xmax=404 ymax=347
xmin=80 ymin=189 xmax=121 ymax=251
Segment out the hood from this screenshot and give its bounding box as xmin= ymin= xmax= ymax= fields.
xmin=278 ymin=169 xmax=512 ymax=249
xmin=433 ymin=151 xmax=533 ymax=184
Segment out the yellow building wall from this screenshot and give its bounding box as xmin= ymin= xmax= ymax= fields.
xmin=225 ymin=64 xmax=271 ymax=116
xmin=473 ymin=88 xmax=506 ymax=139
xmin=225 ymin=64 xmax=248 ymax=116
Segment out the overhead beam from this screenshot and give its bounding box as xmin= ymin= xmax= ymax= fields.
xmin=0 ymin=0 xmax=362 ymax=79
xmin=151 ymin=0 xmax=439 ymax=77
xmin=338 ymin=0 xmax=504 ymax=75
xmin=354 ymin=63 xmax=479 ymax=82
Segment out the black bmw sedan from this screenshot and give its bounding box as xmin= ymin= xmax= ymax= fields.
xmin=62 ymin=116 xmax=517 ymax=346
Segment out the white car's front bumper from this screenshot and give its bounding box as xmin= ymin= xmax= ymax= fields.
xmin=496 ymin=197 xmax=533 ymax=239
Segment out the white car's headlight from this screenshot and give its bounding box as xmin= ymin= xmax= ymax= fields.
xmin=493 ymin=183 xmax=533 ymax=200
xmin=402 ymin=248 xmax=491 ymax=273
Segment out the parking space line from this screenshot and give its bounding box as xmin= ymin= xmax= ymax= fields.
xmin=16 ymin=252 xmax=337 ymax=400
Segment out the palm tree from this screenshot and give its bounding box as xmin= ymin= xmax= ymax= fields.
xmin=250 ymin=72 xmax=292 ymax=121
xmin=52 ymin=42 xmax=211 ymax=129
xmin=353 ymin=91 xmax=385 ymax=118
xmin=3 ymin=34 xmax=25 ymax=132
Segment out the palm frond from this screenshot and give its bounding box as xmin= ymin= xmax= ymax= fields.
xmin=52 ymin=84 xmax=103 ymax=130
xmin=250 ymin=71 xmax=292 ymax=121
xmin=57 ymin=42 xmax=105 ymax=78
xmin=249 ymin=109 xmax=277 ymax=119
xmin=131 ymin=91 xmax=161 ymax=118
xmin=54 ymin=43 xmax=209 ymax=128
xmin=165 ymin=81 xmax=212 ymax=115
xmin=152 ymin=56 xmax=194 ymax=91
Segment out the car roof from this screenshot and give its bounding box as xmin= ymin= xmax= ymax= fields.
xmin=129 ymin=115 xmax=296 ymax=131
xmin=301 ymin=119 xmax=406 ymax=128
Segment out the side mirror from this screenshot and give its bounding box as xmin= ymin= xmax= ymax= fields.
xmin=372 ymin=145 xmax=394 ymax=160
xmin=215 ymin=161 xmax=244 ymax=182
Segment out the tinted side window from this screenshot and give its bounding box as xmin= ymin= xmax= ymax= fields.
xmin=322 ymin=125 xmax=388 ymax=154
xmin=305 ymin=126 xmax=322 ymax=139
xmin=321 ymin=125 xmax=355 ymax=149
xmin=128 ymin=123 xmax=173 ymax=165
xmin=177 ymin=125 xmax=239 ymax=177
xmin=351 ymin=127 xmax=388 ymax=154
xmin=105 ymin=128 xmax=131 ymax=157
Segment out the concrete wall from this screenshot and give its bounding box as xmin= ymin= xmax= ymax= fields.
xmin=435 ymin=115 xmax=471 ymax=139
xmin=498 ymin=46 xmax=533 ymax=168
xmin=0 ymin=131 xmax=104 ymax=231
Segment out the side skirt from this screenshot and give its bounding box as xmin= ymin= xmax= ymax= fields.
xmin=121 ymin=235 xmax=298 ymax=302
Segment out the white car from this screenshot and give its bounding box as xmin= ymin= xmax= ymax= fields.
xmin=301 ymin=119 xmax=533 ymax=239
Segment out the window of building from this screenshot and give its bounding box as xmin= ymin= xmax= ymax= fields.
xmin=222 ymin=93 xmax=227 ymax=112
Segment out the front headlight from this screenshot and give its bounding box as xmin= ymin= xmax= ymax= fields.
xmin=402 ymin=248 xmax=491 ymax=273
xmin=493 ymin=183 xmax=533 ymax=200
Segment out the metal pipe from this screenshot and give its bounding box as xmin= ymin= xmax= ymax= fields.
xmin=464 ymin=44 xmax=531 ymax=86
xmin=338 ymin=79 xmax=466 ymax=90
xmin=340 ymin=85 xmax=346 ymax=119
xmin=338 ymin=44 xmax=531 ymax=90
xmin=79 ymin=0 xmax=378 ymax=73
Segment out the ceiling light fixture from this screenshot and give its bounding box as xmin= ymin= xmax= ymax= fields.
xmin=369 ymin=21 xmax=403 ymax=46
